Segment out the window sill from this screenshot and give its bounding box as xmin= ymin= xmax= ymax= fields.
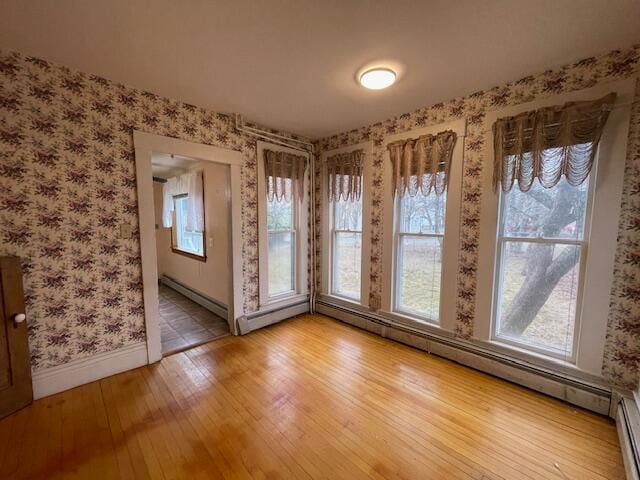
xmin=486 ymin=337 xmax=578 ymax=369
xmin=259 ymin=293 xmax=309 ymax=313
xmin=171 ymin=248 xmax=207 ymax=262
xmin=323 ymin=292 xmax=362 ymax=307
xmin=378 ymin=310 xmax=444 ymax=336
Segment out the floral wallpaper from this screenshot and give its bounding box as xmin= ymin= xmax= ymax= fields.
xmin=0 ymin=48 xmax=306 ymax=371
xmin=314 ymin=44 xmax=640 ymax=389
xmin=1 ymin=42 xmax=639 ymax=389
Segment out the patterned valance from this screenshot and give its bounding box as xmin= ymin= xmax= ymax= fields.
xmin=264 ymin=149 xmax=307 ymax=202
xmin=387 ymin=130 xmax=457 ymax=197
xmin=493 ymin=93 xmax=616 ymax=192
xmin=326 ymin=149 xmax=364 ymax=202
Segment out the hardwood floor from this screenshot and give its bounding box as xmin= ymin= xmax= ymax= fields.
xmin=0 ymin=314 xmax=624 ymax=479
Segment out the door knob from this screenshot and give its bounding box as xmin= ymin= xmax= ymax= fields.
xmin=13 ymin=313 xmax=26 ymax=325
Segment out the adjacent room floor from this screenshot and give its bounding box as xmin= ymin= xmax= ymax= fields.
xmin=159 ymin=284 xmax=229 ymax=355
xmin=0 ymin=315 xmax=624 ymax=479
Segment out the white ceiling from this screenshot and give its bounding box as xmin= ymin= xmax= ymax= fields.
xmin=1 ymin=0 xmax=638 ymax=138
xmin=151 ymin=153 xmax=200 ymax=179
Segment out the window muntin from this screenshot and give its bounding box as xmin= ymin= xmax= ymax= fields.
xmin=493 ymin=176 xmax=591 ymax=358
xmin=266 ymin=179 xmax=296 ymax=297
xmin=394 ymin=175 xmax=446 ymax=322
xmin=331 ymin=185 xmax=363 ymax=300
xmin=173 ymin=195 xmax=204 ymax=257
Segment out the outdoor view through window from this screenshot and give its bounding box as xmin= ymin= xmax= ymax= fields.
xmin=395 ymin=182 xmax=446 ymax=322
xmin=494 ymin=176 xmax=590 ymax=358
xmin=332 ymin=184 xmax=363 ymax=300
xmin=174 ymin=195 xmax=204 ymax=257
xmin=267 ymin=179 xmax=295 ymax=297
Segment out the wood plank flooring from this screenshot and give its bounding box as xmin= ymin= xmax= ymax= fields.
xmin=0 ymin=314 xmax=624 ymax=479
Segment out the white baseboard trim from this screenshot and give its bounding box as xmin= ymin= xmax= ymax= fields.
xmin=160 ymin=275 xmax=228 ymax=320
xmin=246 ymin=300 xmax=309 ymax=333
xmin=317 ymin=299 xmax=613 ymax=415
xmin=32 ymin=343 xmax=148 ymax=399
xmin=617 ymin=395 xmax=640 ymax=480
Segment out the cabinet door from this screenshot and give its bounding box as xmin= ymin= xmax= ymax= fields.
xmin=0 ymin=257 xmax=32 ymax=418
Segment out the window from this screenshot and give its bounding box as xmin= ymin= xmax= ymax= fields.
xmin=380 ymin=121 xmax=463 ymax=331
xmin=331 ymin=186 xmax=363 ymax=300
xmin=172 ymin=194 xmax=205 ymax=258
xmin=266 ymin=181 xmax=296 ymax=297
xmin=492 ymin=175 xmax=591 ymax=359
xmin=257 ymin=141 xmax=309 ymax=306
xmin=475 ymin=81 xmax=632 ymax=373
xmin=394 ymin=180 xmax=446 ymax=322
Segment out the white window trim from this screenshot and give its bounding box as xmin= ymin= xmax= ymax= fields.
xmin=475 ymin=78 xmax=635 ymax=375
xmin=257 ymin=141 xmax=310 ymax=308
xmin=320 ymin=141 xmax=373 ymax=307
xmin=380 ymin=119 xmax=466 ymax=333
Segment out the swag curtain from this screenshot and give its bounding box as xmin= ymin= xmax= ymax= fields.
xmin=326 ymin=149 xmax=364 ymax=202
xmin=493 ymin=93 xmax=616 ymax=192
xmin=162 ymin=170 xmax=204 ymax=232
xmin=387 ymin=130 xmax=457 ymax=197
xmin=264 ymin=149 xmax=307 ymax=202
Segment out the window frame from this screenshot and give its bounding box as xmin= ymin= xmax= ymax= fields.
xmin=475 ymin=78 xmax=634 ymax=375
xmin=380 ymin=119 xmax=465 ymax=332
xmin=170 ymin=193 xmax=207 ymax=262
xmin=266 ymin=192 xmax=297 ymax=299
xmin=393 ymin=194 xmax=447 ymax=323
xmin=320 ymin=141 xmax=373 ymax=307
xmin=489 ymin=176 xmax=596 ymax=362
xmin=330 ymin=185 xmax=364 ymax=301
xmin=257 ymin=141 xmax=310 ymax=308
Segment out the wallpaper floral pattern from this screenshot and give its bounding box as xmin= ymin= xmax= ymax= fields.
xmin=0 ymin=48 xmax=306 ymax=371
xmin=315 ymin=44 xmax=640 ymax=388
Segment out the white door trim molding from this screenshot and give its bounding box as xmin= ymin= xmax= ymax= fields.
xmin=134 ymin=131 xmax=244 ymax=364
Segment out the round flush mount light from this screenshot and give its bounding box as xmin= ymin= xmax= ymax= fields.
xmin=359 ymin=68 xmax=396 ymax=90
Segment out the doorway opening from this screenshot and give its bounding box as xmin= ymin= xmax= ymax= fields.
xmin=151 ymin=153 xmax=231 ymax=355
xmin=134 ymin=132 xmax=244 ymax=364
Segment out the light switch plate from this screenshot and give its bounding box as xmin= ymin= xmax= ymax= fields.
xmin=120 ymin=223 xmax=133 ymax=239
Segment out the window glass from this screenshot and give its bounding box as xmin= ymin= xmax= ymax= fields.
xmin=396 ymin=236 xmax=443 ymax=320
xmin=174 ymin=196 xmax=204 ymax=256
xmin=399 ymin=191 xmax=446 ymax=234
xmin=331 ymin=177 xmax=363 ymax=300
xmin=494 ymin=177 xmax=590 ymax=357
xmin=394 ymin=178 xmax=447 ymax=322
xmin=501 ymin=177 xmax=589 ymax=240
xmin=267 ymin=231 xmax=294 ymax=296
xmin=267 ymin=179 xmax=295 ymax=296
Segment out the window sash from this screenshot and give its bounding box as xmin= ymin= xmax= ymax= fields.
xmin=173 ymin=196 xmax=205 ymax=257
xmin=330 ymin=199 xmax=362 ymax=301
xmin=331 ymin=230 xmax=362 ymax=300
xmin=393 ymin=229 xmax=444 ymax=324
xmin=266 ymin=194 xmax=298 ymax=298
xmin=491 ymin=183 xmax=593 ymax=361
xmin=267 ymin=230 xmax=296 ymax=297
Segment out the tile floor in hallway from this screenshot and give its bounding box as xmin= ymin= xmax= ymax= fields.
xmin=158 ymin=283 xmax=229 ymax=355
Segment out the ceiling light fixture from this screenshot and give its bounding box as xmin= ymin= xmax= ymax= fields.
xmin=359 ymin=68 xmax=396 ymax=90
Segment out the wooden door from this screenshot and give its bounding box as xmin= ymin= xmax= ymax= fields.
xmin=0 ymin=256 xmax=32 ymax=418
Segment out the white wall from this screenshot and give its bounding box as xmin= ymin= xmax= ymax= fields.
xmin=153 ymin=161 xmax=231 ymax=307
